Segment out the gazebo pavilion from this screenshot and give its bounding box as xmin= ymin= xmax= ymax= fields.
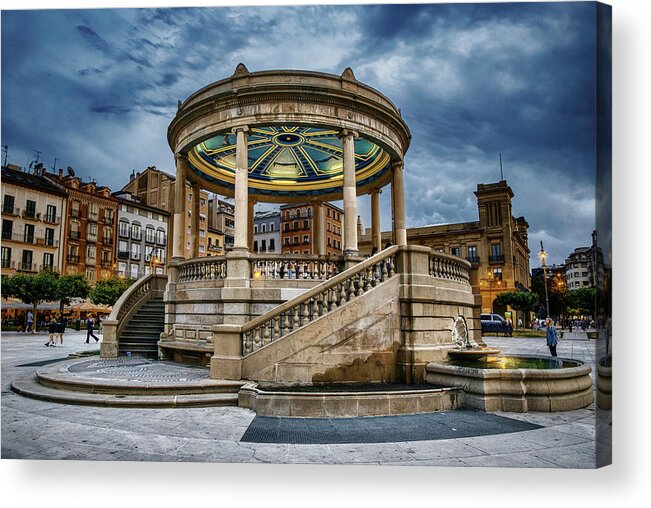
xmin=101 ymin=65 xmax=479 ymax=388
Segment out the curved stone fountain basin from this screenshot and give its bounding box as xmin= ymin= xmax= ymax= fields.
xmin=425 ymin=355 xmax=593 ymax=412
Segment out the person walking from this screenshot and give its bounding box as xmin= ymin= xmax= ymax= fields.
xmin=55 ymin=314 xmax=67 ymax=347
xmin=26 ymin=310 xmax=34 ymax=333
xmin=85 ymin=316 xmax=100 ymax=343
xmin=45 ymin=317 xmax=57 ymax=347
xmin=546 ymin=317 xmax=559 ymax=357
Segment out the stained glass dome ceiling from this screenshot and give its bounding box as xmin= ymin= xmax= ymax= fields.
xmin=187 ymin=126 xmax=391 ymax=197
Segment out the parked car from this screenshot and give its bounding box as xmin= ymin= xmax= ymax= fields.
xmin=481 ymin=313 xmax=513 ymax=336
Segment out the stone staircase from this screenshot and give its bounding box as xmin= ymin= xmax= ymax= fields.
xmin=118 ymin=295 xmax=165 ymax=358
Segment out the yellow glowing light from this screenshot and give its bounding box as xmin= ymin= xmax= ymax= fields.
xmin=253 ymin=269 xmax=263 ymax=280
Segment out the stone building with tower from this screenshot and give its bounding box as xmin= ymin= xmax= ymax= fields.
xmin=359 ymin=180 xmax=531 ymax=316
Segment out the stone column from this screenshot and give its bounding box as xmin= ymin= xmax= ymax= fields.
xmin=172 ymin=154 xmax=188 ymax=260
xmin=233 ymin=126 xmax=249 ymax=251
xmin=313 ymin=202 xmax=325 ymax=256
xmin=341 ymin=129 xmax=359 ymax=256
xmin=371 ymin=189 xmax=381 ymax=253
xmin=248 ymin=200 xmax=256 ymax=252
xmin=190 ymin=181 xmax=201 ymax=257
xmin=392 ymin=160 xmax=407 ymax=246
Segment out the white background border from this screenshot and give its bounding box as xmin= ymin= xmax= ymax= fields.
xmin=1 ymin=0 xmax=648 ymax=506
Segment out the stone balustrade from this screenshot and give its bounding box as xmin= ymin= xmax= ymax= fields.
xmin=428 ymin=251 xmax=470 ymax=282
xmin=241 ymin=247 xmax=398 ymax=355
xmin=249 ymin=254 xmax=344 ymax=281
xmin=177 ymin=257 xmax=227 ymax=282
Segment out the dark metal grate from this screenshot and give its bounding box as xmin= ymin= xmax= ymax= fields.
xmin=240 ymin=409 xmax=542 ymax=444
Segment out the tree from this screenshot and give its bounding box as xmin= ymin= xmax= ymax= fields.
xmin=567 ymin=287 xmax=598 ymax=317
xmin=530 ymin=272 xmax=568 ymax=320
xmin=495 ymin=291 xmax=539 ymax=327
xmin=56 ymin=274 xmax=91 ymax=314
xmin=4 ymin=270 xmax=60 ymax=333
xmin=89 ymin=277 xmax=136 ymax=306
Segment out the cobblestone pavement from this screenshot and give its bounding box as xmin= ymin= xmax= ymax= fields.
xmin=1 ymin=330 xmax=607 ymax=468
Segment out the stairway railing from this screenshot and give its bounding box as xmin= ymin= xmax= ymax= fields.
xmin=428 ymin=251 xmax=470 ymax=282
xmin=109 ymin=273 xmax=167 ymax=343
xmin=241 ymin=246 xmax=399 ymax=356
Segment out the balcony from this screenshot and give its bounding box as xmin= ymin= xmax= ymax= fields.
xmin=488 ymin=254 xmax=505 ymax=264
xmin=86 ymin=257 xmax=97 ymax=266
xmin=131 ymin=233 xmax=142 ymax=241
xmin=88 ymin=213 xmax=99 ymax=222
xmin=118 ymin=229 xmax=130 ymax=238
xmin=117 ymin=251 xmax=130 ymax=260
xmin=43 ymin=215 xmax=60 ymax=225
xmin=100 ymin=260 xmax=112 ymax=268
xmin=1 ymin=259 xmax=13 ymax=269
xmin=102 ymin=236 xmax=114 ymax=245
xmin=22 ymin=210 xmax=40 ymax=221
xmin=2 ymin=206 xmax=19 ymax=216
xmin=131 ymin=252 xmax=141 ymax=261
xmin=103 ymin=216 xmax=114 ymax=225
xmin=70 ymin=209 xmax=81 ymax=218
xmin=145 ymin=235 xmax=156 ymax=244
xmin=70 ymin=230 xmax=81 ymax=240
xmin=86 ymin=234 xmax=98 ymax=243
xmin=466 ymin=256 xmax=480 ymax=264
xmin=7 ymin=233 xmax=36 ymax=244
xmin=67 ymin=255 xmax=80 ymax=264
xmin=37 ymin=238 xmax=59 ymax=248
xmin=157 ymin=236 xmax=167 ymax=246
xmin=18 ymin=262 xmax=37 ymax=272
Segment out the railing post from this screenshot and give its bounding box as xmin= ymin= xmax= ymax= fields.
xmin=221 ymin=249 xmax=252 ymax=325
xmin=99 ymin=319 xmax=119 ymax=358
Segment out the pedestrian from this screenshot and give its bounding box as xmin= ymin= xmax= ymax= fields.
xmin=26 ymin=310 xmax=34 ymax=333
xmin=45 ymin=318 xmax=57 ymax=347
xmin=518 ymin=317 xmax=523 ymax=329
xmin=55 ymin=314 xmax=67 ymax=347
xmin=85 ymin=316 xmax=100 ymax=343
xmin=546 ymin=317 xmax=558 ymax=357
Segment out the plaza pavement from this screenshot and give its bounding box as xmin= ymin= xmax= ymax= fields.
xmin=1 ymin=328 xmax=606 ymax=468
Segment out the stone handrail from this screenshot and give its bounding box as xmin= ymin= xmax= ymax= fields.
xmin=250 ymin=253 xmax=344 ymax=281
xmin=428 ymin=251 xmax=471 ymax=282
xmin=177 ymin=256 xmax=227 ymax=282
xmin=241 ymin=246 xmax=399 ymax=355
xmin=109 ymin=273 xmax=167 ymax=322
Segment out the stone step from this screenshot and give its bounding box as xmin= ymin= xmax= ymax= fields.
xmin=12 ymin=373 xmax=240 ymax=408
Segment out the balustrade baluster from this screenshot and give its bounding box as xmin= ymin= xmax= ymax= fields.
xmin=329 ymin=287 xmax=337 ymax=310
xmin=292 ymin=306 xmax=300 ymax=329
xmin=244 ymin=332 xmax=252 ymax=354
xmin=302 ymin=301 xmax=310 ymax=323
xmin=273 ymin=317 xmax=280 ymax=340
xmin=283 ymin=312 xmax=291 ymax=334
xmin=262 ymin=322 xmax=271 ymax=347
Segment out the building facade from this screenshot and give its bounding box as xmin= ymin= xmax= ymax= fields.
xmin=113 ymin=191 xmax=169 ymax=279
xmin=207 ymin=227 xmax=224 ymax=256
xmin=564 ymin=232 xmax=605 ymax=289
xmin=359 ymin=180 xmax=531 ymax=315
xmin=1 ymin=164 xmax=67 ymax=276
xmin=45 ymin=171 xmax=118 ymax=282
xmin=208 ymin=198 xmax=235 ymax=250
xmin=280 ymin=203 xmax=343 ymax=255
xmin=121 ymin=166 xmax=209 ymax=260
xmin=253 ymin=210 xmax=281 ymax=254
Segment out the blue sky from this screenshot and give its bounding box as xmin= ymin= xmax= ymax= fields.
xmin=1 ymin=2 xmax=602 ymax=265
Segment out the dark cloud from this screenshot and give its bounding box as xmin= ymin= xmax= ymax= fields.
xmin=1 ymin=3 xmax=601 ymax=265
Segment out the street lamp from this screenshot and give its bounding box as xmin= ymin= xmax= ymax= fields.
xmin=539 ymin=241 xmax=550 ymax=319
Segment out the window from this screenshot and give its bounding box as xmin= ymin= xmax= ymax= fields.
xmin=44 ymin=228 xmax=55 ymax=246
xmin=327 ymin=208 xmax=331 ymax=217
xmin=71 ymin=200 xmax=81 ymax=218
xmin=88 ymin=202 xmax=99 ymax=220
xmin=293 ymin=221 xmax=299 ymax=230
xmin=493 ymin=268 xmax=503 ymax=281
xmin=156 ymin=229 xmax=166 ymax=245
xmin=269 ymin=223 xmax=274 ymax=232
xmin=118 ymin=262 xmax=127 ymax=276
xmin=24 ymin=224 xmax=35 ymax=244
xmin=130 ymin=264 xmax=139 ymax=279
xmin=284 ymin=238 xmax=290 ymax=246
xmin=21 ymin=250 xmax=33 ymax=271
xmin=200 ymin=198 xmax=206 ymax=206
xmin=119 ymin=221 xmax=129 ymax=237
xmin=261 ymin=224 xmax=266 ymax=233
xmin=131 ymin=243 xmax=141 ymax=260
xmin=87 ymin=223 xmax=98 ymax=241
xmin=261 ymin=239 xmax=266 ymax=252
xmin=303 ymin=220 xmax=309 ymax=229
xmin=451 ymin=247 xmax=460 ymax=257
xmin=327 ymin=221 xmax=331 ymax=232
xmin=303 ymin=235 xmax=309 ymax=244
xmin=104 ymin=208 xmax=114 ymax=224
xmin=293 ymin=236 xmax=299 ymax=245
xmin=253 ymin=241 xmax=258 ymax=252
xmin=491 ymin=244 xmax=502 ymax=257
xmin=254 ymin=225 xmax=258 ymax=234
xmin=146 ymin=226 xmax=155 ymax=243
xmin=269 ymin=239 xmax=275 ymax=251
xmin=1 ymin=247 xmax=11 ymax=268
xmin=87 ymin=245 xmax=96 ymax=259
xmin=2 ymin=219 xmax=13 ymax=240
xmin=199 ymin=229 xmax=206 ymax=238
xmin=199 ymin=245 xmax=205 ymax=253
xmin=131 ymin=223 xmax=142 ymax=241
xmin=283 ymin=223 xmax=289 ymax=232
xmin=467 ymin=245 xmax=477 ymax=261
xmin=86 ymin=267 xmax=96 ymax=281
xmin=2 ymin=194 xmax=15 ymax=214
xmin=24 ymin=199 xmax=37 ymax=218
xmin=45 ymin=204 xmax=57 ymax=223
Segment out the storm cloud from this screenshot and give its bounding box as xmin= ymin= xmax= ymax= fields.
xmin=1 ymin=3 xmax=600 ymax=265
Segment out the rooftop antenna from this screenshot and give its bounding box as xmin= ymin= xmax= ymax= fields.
xmin=52 ymin=157 xmax=58 ymax=173
xmin=1 ymin=145 xmax=7 ymax=167
xmin=499 ymin=152 xmax=504 ymax=181
xmin=28 ymin=150 xmax=42 ymax=171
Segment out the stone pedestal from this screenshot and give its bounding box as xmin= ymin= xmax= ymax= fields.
xmin=100 ymin=319 xmax=119 ymax=358
xmin=210 ymin=324 xmax=243 ymax=380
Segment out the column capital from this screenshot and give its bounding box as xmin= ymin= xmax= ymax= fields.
xmin=338 ymin=129 xmax=359 ymax=140
xmin=231 ymin=125 xmax=250 ymax=135
xmin=391 ymin=159 xmax=404 ymax=170
xmin=175 ymin=152 xmax=188 ymax=162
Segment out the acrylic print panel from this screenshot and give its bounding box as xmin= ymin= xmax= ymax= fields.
xmin=0 ymin=1 xmax=611 ymax=471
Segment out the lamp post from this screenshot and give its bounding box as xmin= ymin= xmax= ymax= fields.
xmin=539 ymin=241 xmax=550 ymax=319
